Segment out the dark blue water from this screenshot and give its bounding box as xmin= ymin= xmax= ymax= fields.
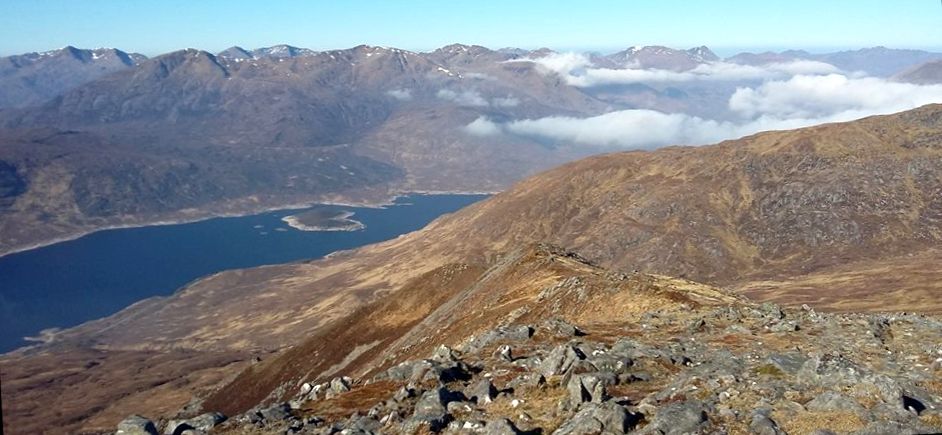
xmin=0 ymin=194 xmax=487 ymax=352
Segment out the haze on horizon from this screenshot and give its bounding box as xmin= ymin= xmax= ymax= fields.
xmin=2 ymin=0 xmax=941 ymax=56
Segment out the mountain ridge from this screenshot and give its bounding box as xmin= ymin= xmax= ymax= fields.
xmin=0 ymin=46 xmax=146 ymax=108
xmin=3 ymin=43 xmax=940 ymax=258
xmin=725 ymin=46 xmax=942 ymax=76
xmin=4 ymin=104 xmax=942 ymax=433
xmin=0 ymin=43 xmax=612 ymax=256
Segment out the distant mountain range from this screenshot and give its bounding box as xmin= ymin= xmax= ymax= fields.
xmin=4 ymin=44 xmax=937 ymax=110
xmin=0 ymin=44 xmax=607 ymax=254
xmin=0 ymin=46 xmax=146 ymax=108
xmin=1 ymin=43 xmax=941 ymax=256
xmin=727 ymin=46 xmax=942 ymax=76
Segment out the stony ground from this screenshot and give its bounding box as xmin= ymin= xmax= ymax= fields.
xmin=125 ymin=300 xmax=942 ymax=435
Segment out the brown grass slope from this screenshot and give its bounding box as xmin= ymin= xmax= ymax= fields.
xmin=200 ymin=103 xmax=942 ymax=416
xmin=204 ymin=244 xmax=740 ymax=415
xmin=414 ymin=104 xmax=942 ymax=289
xmin=0 ymin=346 xmax=247 ymax=435
xmin=4 ymin=104 xmax=942 ymax=433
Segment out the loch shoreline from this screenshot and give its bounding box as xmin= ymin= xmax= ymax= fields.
xmin=0 ymin=190 xmax=496 ymax=259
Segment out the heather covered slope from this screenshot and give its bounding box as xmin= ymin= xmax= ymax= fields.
xmin=197 ymin=246 xmax=942 ymax=434
xmin=45 ymin=103 xmax=932 ymax=352
xmin=59 ymin=104 xmax=941 ymax=356
xmin=202 ymin=245 xmax=742 ymax=416
xmin=4 ymin=105 xmax=942 ymax=434
xmin=411 ymin=104 xmax=942 ymax=288
xmin=200 ymin=100 xmax=942 ymax=420
xmin=217 ymin=301 xmax=942 ymax=434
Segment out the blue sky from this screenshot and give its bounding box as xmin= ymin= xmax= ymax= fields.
xmin=1 ymin=0 xmax=940 ymax=56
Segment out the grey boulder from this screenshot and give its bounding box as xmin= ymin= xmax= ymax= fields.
xmin=484 ymin=418 xmax=523 ymax=435
xmin=540 ymin=344 xmax=586 ymax=377
xmin=642 ymin=400 xmax=709 ymax=435
xmin=164 ymin=412 xmax=226 ymax=435
xmin=553 ymin=402 xmax=637 ymax=435
xmin=567 ymin=372 xmax=617 ymax=404
xmin=116 ymin=415 xmax=158 ymax=435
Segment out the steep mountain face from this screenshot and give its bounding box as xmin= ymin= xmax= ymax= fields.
xmin=0 ymin=46 xmax=146 ymax=108
xmin=0 ymin=44 xmax=612 ymax=255
xmin=895 ymin=59 xmax=942 ymax=84
xmin=606 ymin=45 xmax=719 ymax=71
xmin=4 ymin=105 xmax=942 ymax=434
xmin=13 ymin=48 xmax=395 ymax=145
xmin=0 ymin=127 xmax=404 ymax=252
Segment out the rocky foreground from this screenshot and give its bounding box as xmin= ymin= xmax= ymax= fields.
xmin=118 ymin=297 xmax=942 ymax=434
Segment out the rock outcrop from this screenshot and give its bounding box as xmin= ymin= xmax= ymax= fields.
xmin=164 ymin=299 xmax=942 ymax=434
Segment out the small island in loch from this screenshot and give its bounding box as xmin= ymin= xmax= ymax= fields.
xmin=281 ymin=207 xmax=366 ymax=232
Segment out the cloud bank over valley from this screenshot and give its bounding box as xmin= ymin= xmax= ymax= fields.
xmin=462 ymin=54 xmax=942 ymax=149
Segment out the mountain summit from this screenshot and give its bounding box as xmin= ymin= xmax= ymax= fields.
xmin=607 ymin=45 xmax=719 ymax=70
xmin=0 ymin=46 xmax=146 ymax=107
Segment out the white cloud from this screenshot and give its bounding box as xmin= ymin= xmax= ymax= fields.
xmin=463 ymin=116 xmax=503 ymax=136
xmin=525 ymin=52 xmax=593 ymax=77
xmin=565 ymin=68 xmax=688 ymax=86
xmin=502 ymin=110 xmax=733 ymax=147
xmin=729 ymin=74 xmax=942 ymax=119
xmin=469 ymin=109 xmax=869 ymax=149
xmin=463 ymin=53 xmax=942 ymax=149
xmin=688 ymin=60 xmax=840 ymax=81
xmin=385 ymin=88 xmax=412 ymax=101
xmin=437 ymin=89 xmax=489 ymax=107
xmin=465 ymin=74 xmax=942 ymax=149
xmin=492 ymin=96 xmax=520 ymax=107
xmin=516 ymin=52 xmax=841 ymax=87
xmin=754 ymin=60 xmax=844 ymax=76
